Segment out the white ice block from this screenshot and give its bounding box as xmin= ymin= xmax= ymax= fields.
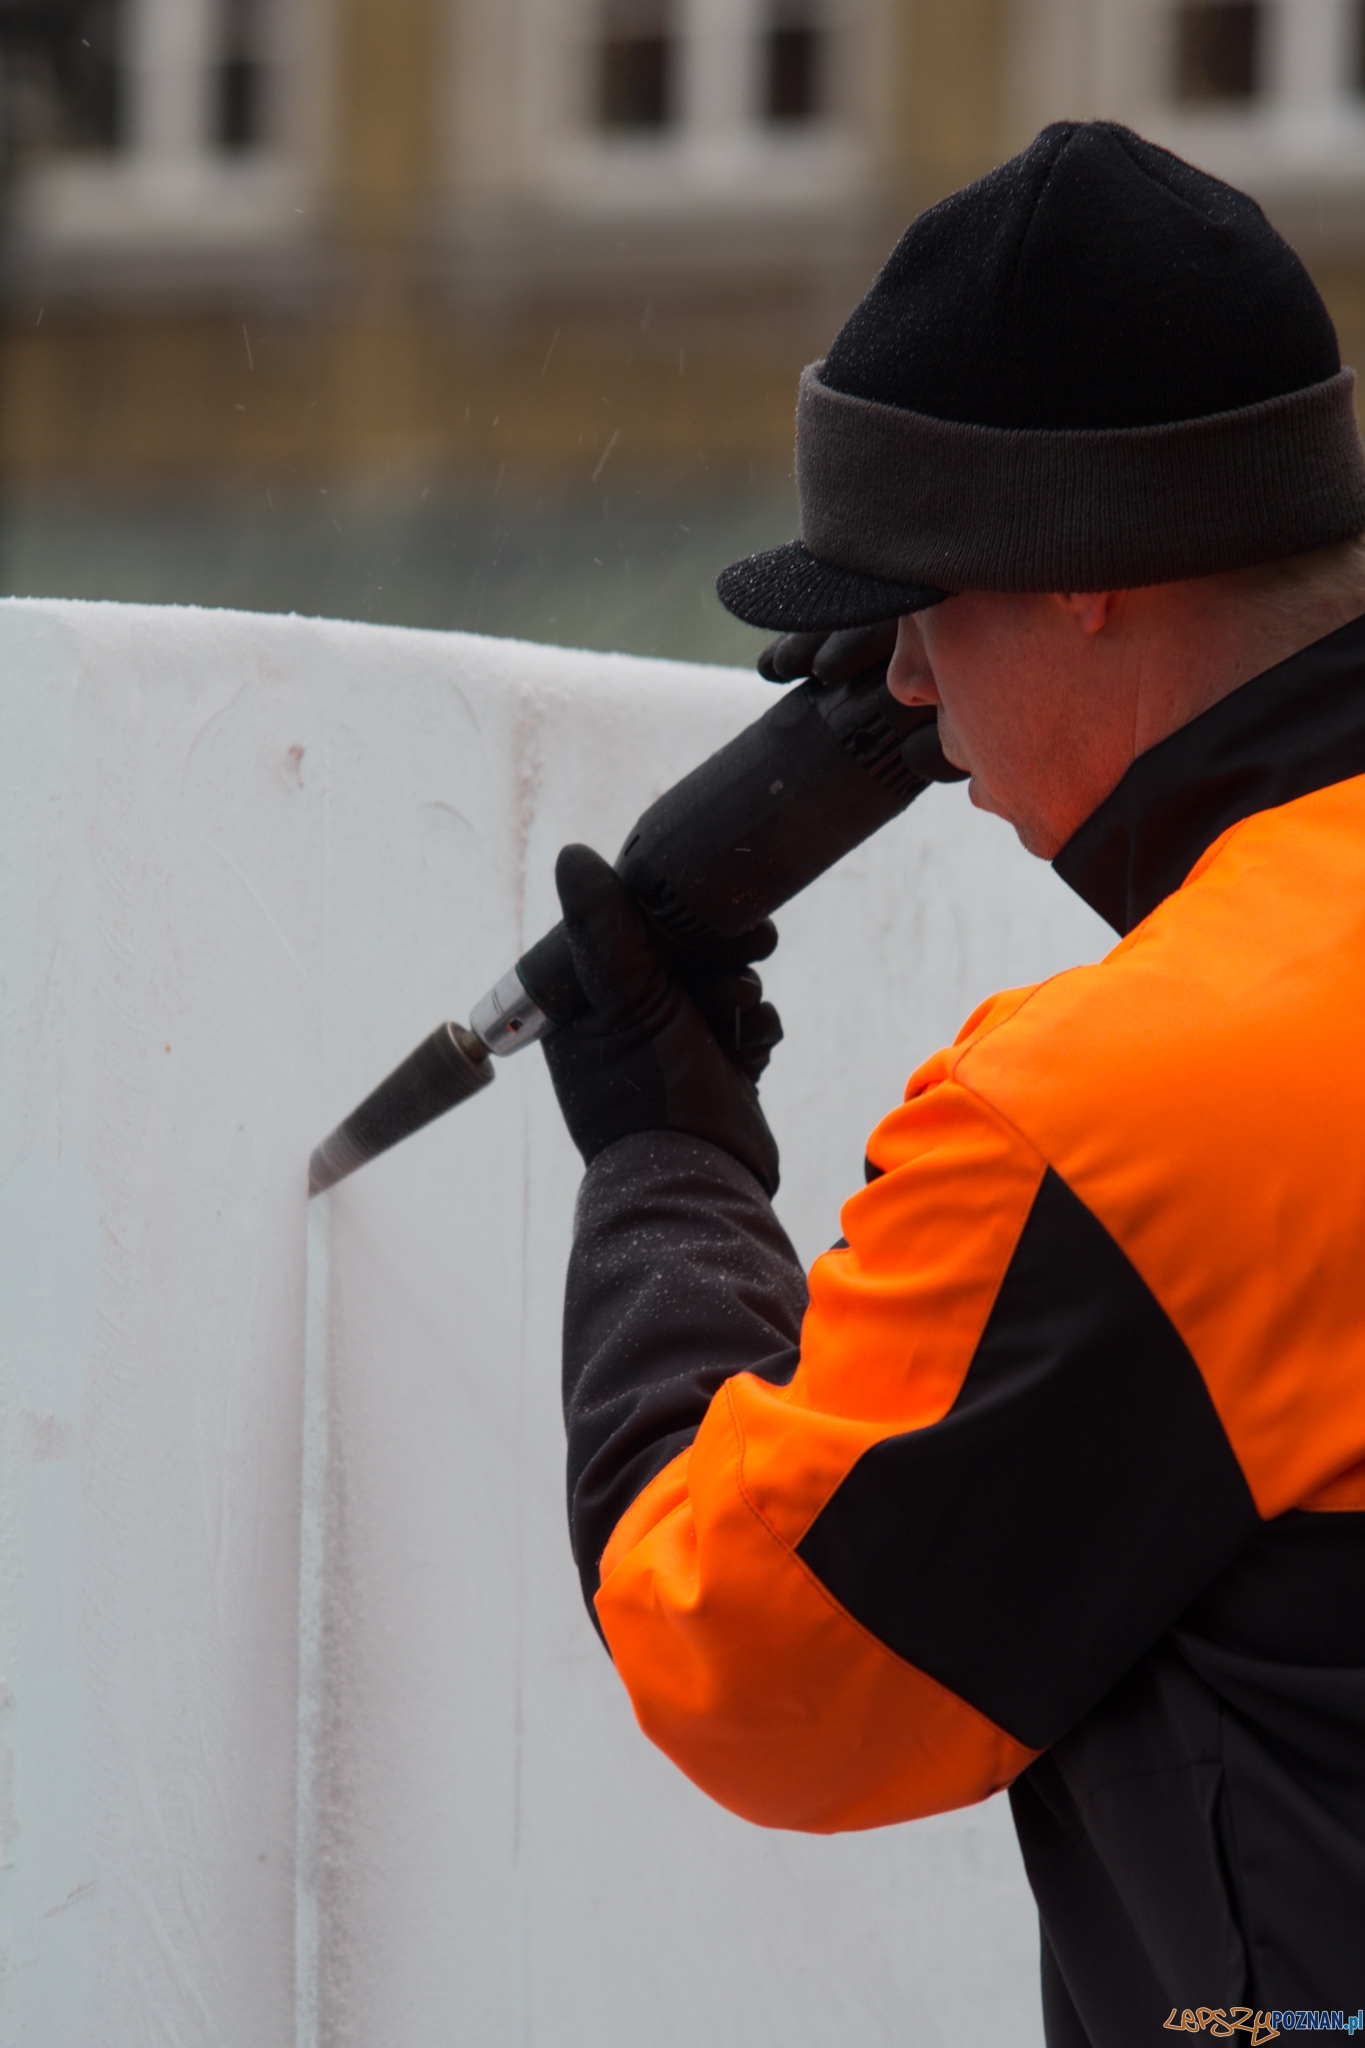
xmin=0 ymin=598 xmax=1108 ymax=2046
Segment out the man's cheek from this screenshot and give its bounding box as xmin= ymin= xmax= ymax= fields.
xmin=935 ymin=710 xmax=970 ymax=771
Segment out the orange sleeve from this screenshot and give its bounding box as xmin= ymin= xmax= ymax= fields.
xmin=594 ymin=1076 xmax=1047 ymax=1832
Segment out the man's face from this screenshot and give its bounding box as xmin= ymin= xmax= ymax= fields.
xmin=886 ymin=590 xmax=1134 ymax=859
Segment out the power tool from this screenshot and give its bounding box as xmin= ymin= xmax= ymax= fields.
xmin=307 ymin=626 xmax=963 ymax=1195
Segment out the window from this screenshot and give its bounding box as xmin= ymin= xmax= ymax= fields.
xmin=557 ymin=0 xmax=863 ymax=216
xmin=764 ymin=10 xmax=825 ymax=124
xmin=1173 ymin=1 xmax=1263 ymax=103
xmin=216 ymin=0 xmax=268 ymax=151
xmin=597 ymin=0 xmax=677 ymax=131
xmin=0 ymin=0 xmax=122 ymax=154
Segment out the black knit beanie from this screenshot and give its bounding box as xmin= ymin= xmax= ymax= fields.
xmin=718 ymin=121 xmax=1365 ymax=632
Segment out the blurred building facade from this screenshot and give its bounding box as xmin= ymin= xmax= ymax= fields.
xmin=3 ymin=0 xmax=1365 ymax=486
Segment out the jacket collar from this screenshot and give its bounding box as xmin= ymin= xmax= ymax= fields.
xmin=1053 ymin=609 xmax=1365 ymax=935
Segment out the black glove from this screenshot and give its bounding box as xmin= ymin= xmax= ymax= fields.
xmin=757 ymin=621 xmax=969 ymax=783
xmin=670 ymin=918 xmax=782 ymax=1085
xmin=542 ymin=843 xmax=782 ymax=1195
xmin=756 ymin=620 xmax=899 ymax=686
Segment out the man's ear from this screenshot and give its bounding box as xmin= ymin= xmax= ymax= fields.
xmin=1054 ymin=591 xmax=1113 ymax=636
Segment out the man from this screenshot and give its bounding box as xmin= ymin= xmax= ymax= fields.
xmin=542 ymin=122 xmax=1365 ymax=2043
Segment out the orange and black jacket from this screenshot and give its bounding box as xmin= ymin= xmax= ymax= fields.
xmin=562 ymin=613 xmax=1365 ymax=2045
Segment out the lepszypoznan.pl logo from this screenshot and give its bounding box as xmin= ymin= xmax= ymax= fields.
xmin=1163 ymin=2012 xmax=1365 ymax=2038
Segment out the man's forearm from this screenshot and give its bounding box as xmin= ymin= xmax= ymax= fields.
xmin=563 ymin=1130 xmax=808 ymax=1617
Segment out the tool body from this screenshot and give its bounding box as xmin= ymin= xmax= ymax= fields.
xmin=308 ymin=664 xmax=959 ymax=1195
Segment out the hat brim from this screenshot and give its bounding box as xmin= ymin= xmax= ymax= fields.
xmin=716 ymin=540 xmax=950 ymax=632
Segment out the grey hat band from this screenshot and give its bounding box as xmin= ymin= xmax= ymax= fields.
xmin=797 ymin=361 xmax=1365 ymax=592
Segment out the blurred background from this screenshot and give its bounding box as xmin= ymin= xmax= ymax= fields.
xmin=1 ymin=0 xmax=1364 ymax=665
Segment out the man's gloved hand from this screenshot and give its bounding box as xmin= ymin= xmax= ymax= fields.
xmin=757 ymin=620 xmax=969 ymax=783
xmin=542 ymin=843 xmax=782 ymax=1195
xmin=756 ymin=620 xmax=899 ymax=686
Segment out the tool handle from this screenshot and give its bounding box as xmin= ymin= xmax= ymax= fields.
xmin=503 ymin=670 xmax=958 ymax=1038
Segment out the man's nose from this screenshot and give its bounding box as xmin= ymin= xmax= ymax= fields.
xmin=887 ymin=617 xmax=940 ymax=706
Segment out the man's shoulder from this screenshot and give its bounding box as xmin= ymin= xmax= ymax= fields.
xmin=917 ymin=774 xmax=1365 ymax=1523
xmin=957 ymin=767 xmax=1365 ymax=1119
